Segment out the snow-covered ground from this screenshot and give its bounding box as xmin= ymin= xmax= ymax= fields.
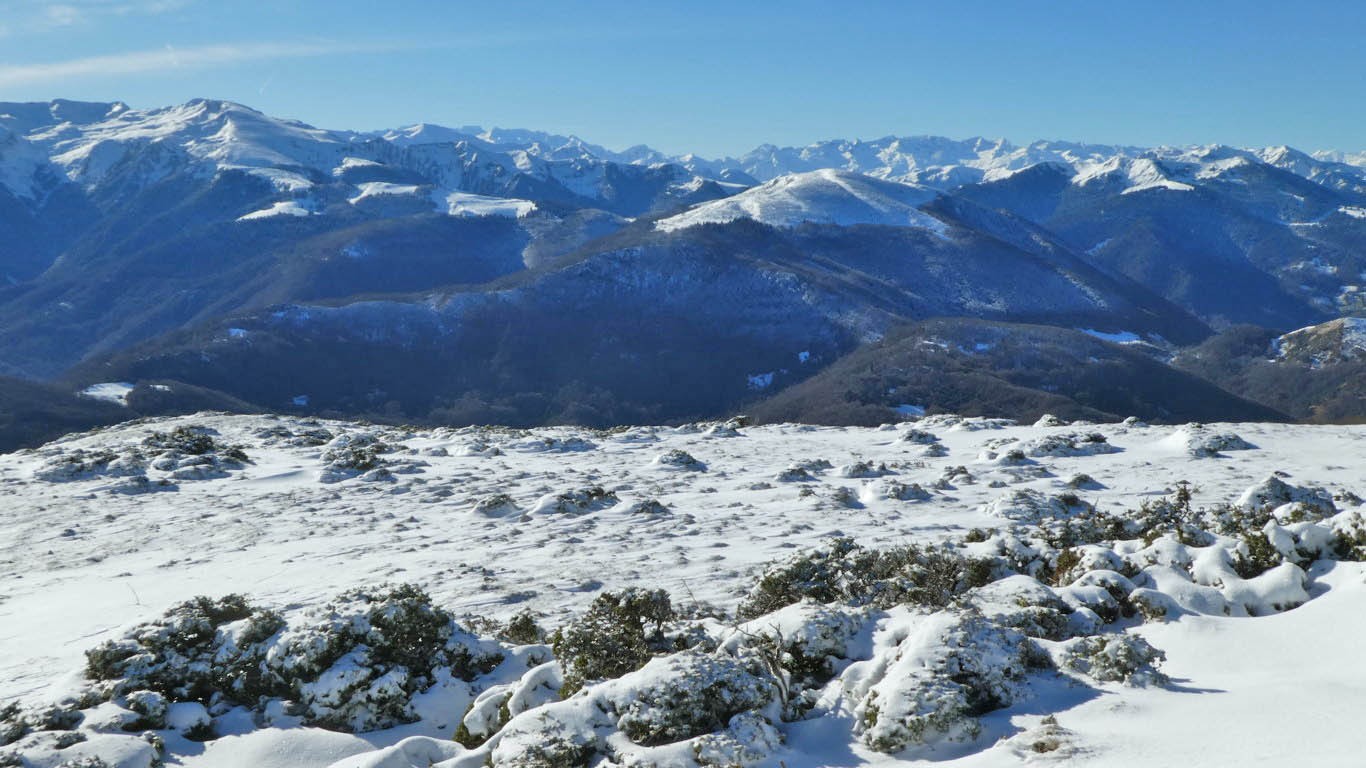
xmin=1 ymin=413 xmax=1364 ymax=767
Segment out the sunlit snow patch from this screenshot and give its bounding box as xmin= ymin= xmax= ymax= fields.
xmin=348 ymin=182 xmax=422 ymax=204
xmin=79 ymin=382 xmax=135 ymax=406
xmin=332 ymin=156 xmax=383 ymax=175
xmin=1340 ymin=206 xmax=1366 ymax=219
xmin=655 ymin=169 xmax=948 ymax=236
xmin=1078 ymin=328 xmax=1141 ymax=344
xmin=435 ymin=190 xmax=536 ymax=218
xmin=238 ymin=200 xmax=314 ymax=221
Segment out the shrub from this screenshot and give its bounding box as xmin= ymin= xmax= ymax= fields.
xmin=84 ymin=585 xmax=500 ymax=733
xmin=737 ymin=538 xmax=994 ymax=619
xmin=1063 ymin=635 xmax=1167 ymax=686
xmin=616 ymin=652 xmax=773 ymax=747
xmin=1233 ymin=531 xmax=1282 ymax=579
xmin=553 ymin=589 xmax=676 ymax=694
xmin=501 ymin=610 xmax=545 ymax=645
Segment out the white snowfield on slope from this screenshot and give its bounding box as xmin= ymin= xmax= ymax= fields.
xmin=655 ymin=169 xmax=948 ymax=234
xmin=0 ymin=413 xmax=1364 ymax=767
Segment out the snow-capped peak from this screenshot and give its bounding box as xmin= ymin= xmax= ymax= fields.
xmin=655 ymin=168 xmax=946 ymax=233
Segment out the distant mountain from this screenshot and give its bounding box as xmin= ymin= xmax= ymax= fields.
xmin=1173 ymin=319 xmax=1366 ymax=422
xmin=2 ymin=98 xmax=1365 ymax=433
xmin=747 ymin=318 xmax=1286 ymax=426
xmin=66 ymin=193 xmax=1210 ymax=425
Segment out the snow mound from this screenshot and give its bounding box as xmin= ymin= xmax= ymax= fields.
xmin=1236 ymin=475 xmax=1336 ymax=517
xmin=655 ymin=169 xmax=947 ymax=234
xmin=846 ymin=610 xmax=1040 ymax=753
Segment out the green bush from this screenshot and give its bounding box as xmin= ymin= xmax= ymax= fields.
xmin=552 ymin=589 xmax=675 ymax=695
xmin=738 ymin=538 xmax=994 ymax=619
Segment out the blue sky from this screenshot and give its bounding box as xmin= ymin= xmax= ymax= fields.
xmin=0 ymin=0 xmax=1362 ymax=157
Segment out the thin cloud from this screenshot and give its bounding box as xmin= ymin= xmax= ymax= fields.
xmin=0 ymin=40 xmax=401 ymax=87
xmin=2 ymin=0 xmax=191 ymax=31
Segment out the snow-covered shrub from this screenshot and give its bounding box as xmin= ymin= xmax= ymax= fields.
xmin=529 ymin=486 xmax=619 ymax=515
xmin=900 ymin=429 xmax=938 ymax=444
xmin=479 ymin=648 xmax=779 ymax=768
xmin=34 ymin=449 xmax=146 ymax=482
xmin=721 ymin=601 xmax=865 ymax=718
xmin=471 ymin=493 xmax=519 ymax=517
xmin=85 ymin=594 xmax=261 ymax=701
xmin=1233 ymin=530 xmax=1284 ymax=578
xmin=851 ymin=611 xmax=1044 ymax=753
xmin=984 ymin=489 xmax=1092 ymax=524
xmin=966 ymin=576 xmax=1074 ymax=641
xmin=319 ymin=435 xmax=392 ymax=482
xmin=1332 ymin=512 xmax=1366 ymax=560
xmin=513 ymin=436 xmax=596 ymax=453
xmin=1178 ymin=426 xmax=1256 ymax=457
xmin=142 ymin=425 xmax=247 ymax=463
xmin=933 ymin=465 xmax=974 ymax=490
xmin=553 ymin=589 xmax=676 ymax=694
xmin=83 ymin=585 xmax=501 ymax=733
xmin=1236 ymin=475 xmax=1336 ymax=518
xmin=626 ymin=499 xmax=671 ymax=516
xmin=829 ymin=486 xmax=862 ymax=508
xmin=691 ymin=710 xmax=782 ymax=767
xmin=123 ymin=691 xmax=167 ymax=730
xmin=653 ymin=449 xmax=706 ymax=471
xmin=998 ymin=432 xmax=1121 ymax=459
xmin=617 ymin=652 xmax=773 ymax=746
xmin=1062 ymin=634 xmax=1167 ymax=686
xmin=499 ymin=610 xmax=544 ymax=646
xmin=1067 ymin=473 xmax=1102 ymax=489
xmin=737 ymin=538 xmax=994 ymax=619
xmin=838 ymin=461 xmax=890 ymax=478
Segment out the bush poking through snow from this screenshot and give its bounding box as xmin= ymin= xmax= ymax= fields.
xmin=83 ymin=585 xmax=501 ymax=733
xmin=500 ymin=610 xmax=545 ymax=646
xmin=530 ymin=487 xmax=620 ymax=515
xmin=1063 ymin=634 xmax=1168 ymax=687
xmin=653 ymin=449 xmax=707 ymax=471
xmin=616 ymin=652 xmax=773 ymax=747
xmin=142 ymin=425 xmax=247 ymax=463
xmin=737 ymin=538 xmax=993 ymax=619
xmin=553 ymin=589 xmax=676 ymax=695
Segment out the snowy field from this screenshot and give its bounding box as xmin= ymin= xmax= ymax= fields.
xmin=1 ymin=413 xmax=1364 ymax=767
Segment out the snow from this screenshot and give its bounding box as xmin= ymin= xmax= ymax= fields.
xmin=348 ymin=182 xmax=422 ymax=204
xmin=1078 ymin=328 xmax=1142 ymax=344
xmin=1071 ymin=157 xmax=1195 ymax=195
xmin=238 ymin=200 xmax=315 ymax=221
xmin=894 ymin=404 xmax=926 ymax=417
xmin=434 ymin=190 xmax=536 ymax=219
xmin=656 ymin=169 xmax=948 ymax=235
xmin=1340 ymin=206 xmax=1366 ymax=219
xmin=0 ymin=414 xmax=1361 ymax=764
xmin=78 ymin=381 xmax=135 ymax=406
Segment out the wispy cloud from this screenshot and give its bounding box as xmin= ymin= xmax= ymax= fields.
xmin=2 ymin=0 xmax=191 ymax=31
xmin=0 ymin=39 xmax=400 ymax=87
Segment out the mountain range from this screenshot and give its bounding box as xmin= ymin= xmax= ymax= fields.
xmin=2 ymin=98 xmax=1365 ymax=445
